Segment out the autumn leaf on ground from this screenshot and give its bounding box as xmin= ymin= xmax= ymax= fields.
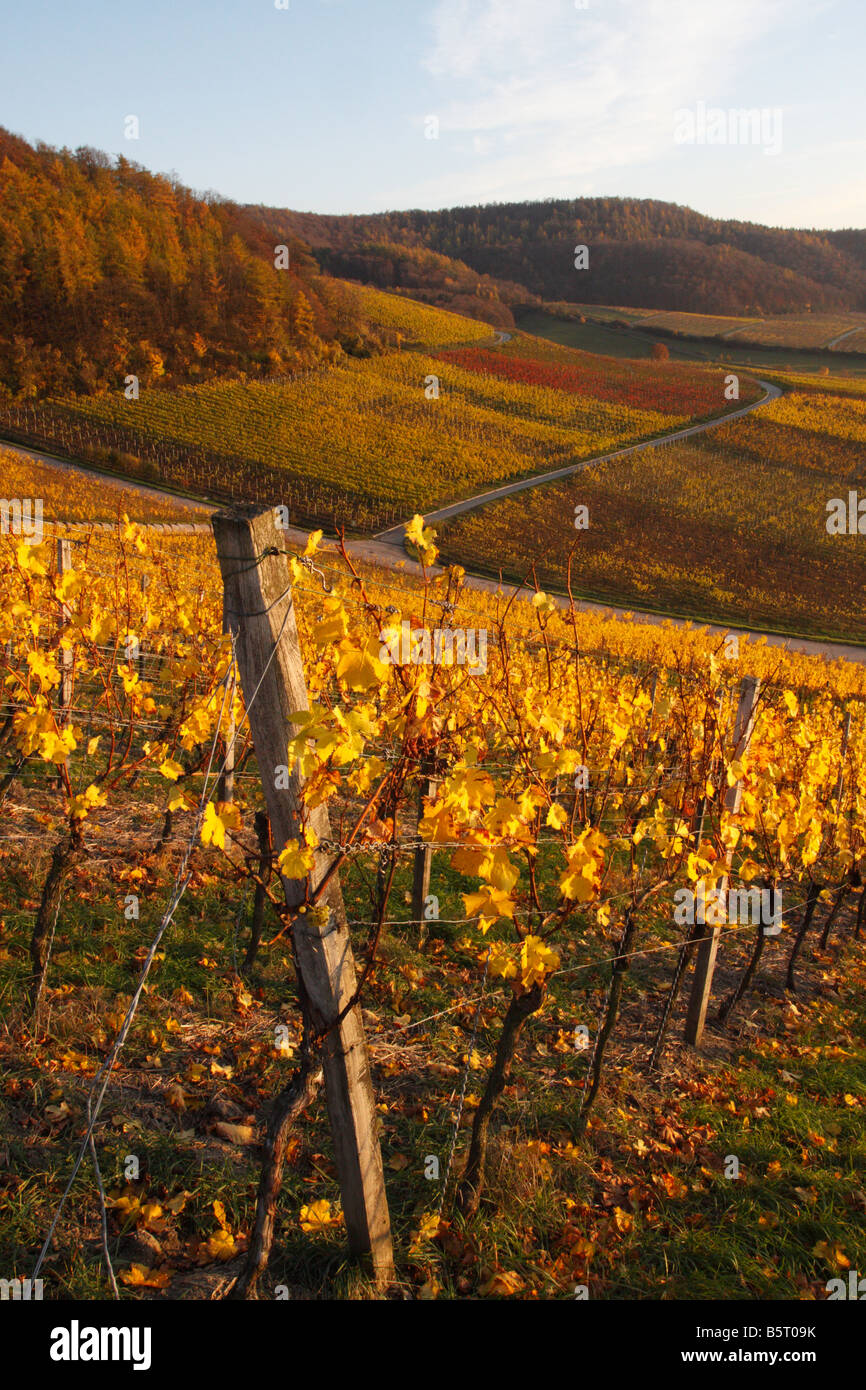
xmin=612 ymin=1207 xmax=633 ymax=1233
xmin=657 ymin=1173 xmax=688 ymax=1199
xmin=479 ymin=1270 xmax=525 ymax=1297
xmin=202 ymin=1199 xmax=239 ymax=1260
xmin=409 ymin=1213 xmax=442 ymax=1254
xmin=139 ymin=1201 xmax=163 ymax=1229
xmin=214 ymin=1122 xmax=256 ymax=1146
xmin=299 ymin=1199 xmax=343 ymax=1233
xmin=812 ymin=1240 xmax=850 ymax=1268
xmin=59 ymin=1048 xmax=94 ymax=1073
xmin=165 ymin=1083 xmax=187 ymax=1111
xmin=119 ymin=1264 xmax=172 ymax=1289
xmin=109 ymin=1190 xmax=142 ymax=1222
xmin=212 ymin=1199 xmax=230 ymax=1230
xmin=44 ymin=1101 xmax=72 ymax=1126
xmin=206 ymin=1228 xmax=237 ymax=1261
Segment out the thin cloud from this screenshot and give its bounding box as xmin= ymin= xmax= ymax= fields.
xmin=400 ymin=0 xmax=813 ymax=210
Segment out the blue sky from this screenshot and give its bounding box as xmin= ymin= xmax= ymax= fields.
xmin=2 ymin=0 xmax=863 ymax=227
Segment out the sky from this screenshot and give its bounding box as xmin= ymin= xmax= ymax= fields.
xmin=1 ymin=0 xmax=864 ymax=228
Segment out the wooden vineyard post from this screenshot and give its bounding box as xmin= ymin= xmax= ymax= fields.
xmin=834 ymin=710 xmax=852 ymax=807
xmin=413 ymin=757 xmax=439 ymax=942
xmin=212 ymin=507 xmax=394 ymax=1284
xmin=56 ymin=538 xmax=73 ymax=725
xmin=138 ymin=573 xmax=150 ymax=683
xmin=648 ymin=792 xmax=711 ymax=1069
xmin=216 ymin=590 xmax=236 ymax=806
xmin=684 ymin=675 xmax=760 ymax=1047
xmin=811 ymin=709 xmax=854 ymax=957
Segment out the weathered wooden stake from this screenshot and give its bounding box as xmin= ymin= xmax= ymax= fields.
xmin=216 ymin=591 xmax=236 ymax=805
xmin=212 ymin=507 xmax=394 ymax=1284
xmin=138 ymin=573 xmax=150 ymax=683
xmin=649 ymin=794 xmax=709 ymax=1068
xmin=684 ymin=675 xmax=760 ymax=1046
xmin=412 ymin=758 xmax=438 ymax=941
xmin=833 ymin=710 xmax=852 ymax=807
xmin=56 ymin=538 xmax=73 ymax=724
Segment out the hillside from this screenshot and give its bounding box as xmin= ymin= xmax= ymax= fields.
xmin=250 ymin=198 xmax=866 ymax=318
xmin=4 ymin=125 xmax=864 ymax=406
xmin=0 ymin=128 xmax=405 ymax=398
xmin=1 ymin=318 xmax=760 ymax=534
xmin=438 ymin=357 xmax=866 ymax=644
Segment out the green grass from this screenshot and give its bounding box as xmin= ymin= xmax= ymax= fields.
xmin=2 ymin=777 xmax=864 ymax=1302
xmin=519 ymin=309 xmax=866 ymax=379
xmin=516 ymin=310 xmax=706 ymax=362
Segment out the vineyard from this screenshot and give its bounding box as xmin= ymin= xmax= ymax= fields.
xmin=4 ymin=0 xmax=866 ymax=1339
xmin=1 ymin=513 xmax=865 ymax=1302
xmin=438 ymin=372 xmax=866 ymax=644
xmin=646 ymin=313 xmax=866 ymax=351
xmin=833 ymin=329 xmax=866 ymax=354
xmin=345 ymin=284 xmax=495 ymax=349
xmin=0 ymin=325 xmax=754 ymax=533
xmin=0 ymin=446 xmax=212 ymax=527
xmin=562 ymin=305 xmax=866 ymax=352
xmin=452 ymin=337 xmax=763 ymax=417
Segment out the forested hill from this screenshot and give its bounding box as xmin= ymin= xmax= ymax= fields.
xmin=249 ymin=198 xmax=866 ymax=317
xmin=4 ymin=123 xmax=866 ymax=402
xmin=0 ymin=128 xmax=390 ymax=398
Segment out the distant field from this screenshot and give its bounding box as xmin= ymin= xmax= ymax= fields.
xmin=520 ymin=309 xmax=866 ymax=377
xmin=639 ymin=311 xmax=759 ymax=336
xmin=516 ymin=311 xmax=703 ymax=361
xmin=732 ymin=315 xmax=866 ymax=349
xmin=635 ymin=310 xmax=866 ymax=349
xmin=833 ymin=328 xmax=866 ymax=353
xmin=437 ymin=371 xmax=866 ymax=644
xmin=450 ymin=336 xmax=759 ymax=418
xmin=543 ymin=301 xmax=659 ymax=324
xmin=562 ymin=304 xmax=866 ymax=350
xmin=758 ymin=368 xmax=866 ymax=398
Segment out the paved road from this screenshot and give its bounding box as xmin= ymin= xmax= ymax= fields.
xmin=375 ymin=378 xmax=782 ymax=544
xmin=4 ymin=381 xmax=863 ymax=666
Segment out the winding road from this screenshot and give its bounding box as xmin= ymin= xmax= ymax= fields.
xmin=2 ymin=372 xmax=862 ymax=666
xmin=374 ymin=378 xmax=782 ymax=544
